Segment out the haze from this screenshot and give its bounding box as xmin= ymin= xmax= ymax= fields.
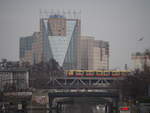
xmin=0 ymin=0 xmax=150 ymax=69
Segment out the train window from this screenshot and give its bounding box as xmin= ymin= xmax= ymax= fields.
xmin=88 ymin=72 xmax=91 ymax=74
xmin=113 ymin=72 xmax=116 ymax=74
xmin=120 ymin=72 xmax=122 ymax=75
xmin=73 ymin=71 xmax=76 ymax=74
xmin=89 ymin=72 xmax=91 ymax=74
xmin=110 ymin=72 xmax=112 ymax=75
xmin=81 ymin=72 xmax=84 ymax=74
xmin=121 ymin=72 xmax=126 ymax=75
xmin=98 ymin=72 xmax=101 ymax=74
xmin=117 ymin=72 xmax=120 ymax=75
xmin=90 ymin=72 xmax=94 ymax=74
xmin=122 ymin=72 xmax=127 ymax=75
xmin=77 ymin=72 xmax=80 ymax=74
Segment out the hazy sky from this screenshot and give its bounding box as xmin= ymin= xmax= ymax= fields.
xmin=0 ymin=0 xmax=150 ymax=69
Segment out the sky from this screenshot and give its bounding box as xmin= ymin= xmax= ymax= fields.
xmin=0 ymin=0 xmax=150 ymax=69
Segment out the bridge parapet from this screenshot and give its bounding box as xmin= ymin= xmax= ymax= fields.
xmin=49 ymin=76 xmax=124 ymax=90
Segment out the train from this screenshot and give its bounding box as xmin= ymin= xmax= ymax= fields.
xmin=65 ymin=70 xmax=130 ymax=77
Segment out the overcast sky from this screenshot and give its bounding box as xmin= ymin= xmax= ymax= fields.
xmin=0 ymin=0 xmax=150 ymax=69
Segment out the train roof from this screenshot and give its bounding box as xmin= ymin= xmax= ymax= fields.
xmin=65 ymin=70 xmax=130 ymax=72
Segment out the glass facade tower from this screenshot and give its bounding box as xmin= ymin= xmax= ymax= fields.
xmin=20 ymin=13 xmax=81 ymax=70
xmin=40 ymin=15 xmax=81 ymax=70
xmin=19 ymin=12 xmax=110 ymax=70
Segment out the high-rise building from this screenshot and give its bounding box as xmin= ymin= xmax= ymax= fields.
xmin=20 ymin=11 xmax=110 ymax=70
xmin=20 ymin=11 xmax=81 ymax=70
xmin=20 ymin=32 xmax=43 ymax=64
xmin=80 ymin=36 xmax=109 ymax=70
xmin=80 ymin=36 xmax=94 ymax=70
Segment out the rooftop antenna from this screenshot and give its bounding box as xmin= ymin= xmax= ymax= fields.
xmin=62 ymin=9 xmax=66 ymax=18
xmin=57 ymin=9 xmax=60 ymax=16
xmin=45 ymin=10 xmax=49 ymax=18
xmin=44 ymin=9 xmax=48 ymax=18
xmin=51 ymin=9 xmax=54 ymax=16
xmin=39 ymin=8 xmax=42 ymax=18
xmin=68 ymin=10 xmax=71 ymax=19
xmin=73 ymin=10 xmax=76 ymax=19
xmin=79 ymin=10 xmax=81 ymax=19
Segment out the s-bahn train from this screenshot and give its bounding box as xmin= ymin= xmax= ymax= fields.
xmin=65 ymin=70 xmax=130 ymax=77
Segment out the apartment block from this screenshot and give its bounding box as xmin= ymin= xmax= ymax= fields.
xmin=80 ymin=36 xmax=109 ymax=70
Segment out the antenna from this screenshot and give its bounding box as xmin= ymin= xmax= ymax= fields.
xmin=39 ymin=9 xmax=81 ymax=19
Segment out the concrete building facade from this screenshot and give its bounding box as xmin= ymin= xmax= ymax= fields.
xmin=20 ymin=12 xmax=81 ymax=70
xmin=131 ymin=50 xmax=150 ymax=70
xmin=80 ymin=36 xmax=94 ymax=70
xmin=80 ymin=36 xmax=109 ymax=70
xmin=0 ymin=68 xmax=29 ymax=91
xmin=20 ymin=32 xmax=43 ymax=64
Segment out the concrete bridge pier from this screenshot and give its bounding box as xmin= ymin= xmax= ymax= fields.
xmin=49 ymin=97 xmax=54 ymax=113
xmin=105 ymin=103 xmax=113 ymax=113
xmin=57 ymin=102 xmax=64 ymax=113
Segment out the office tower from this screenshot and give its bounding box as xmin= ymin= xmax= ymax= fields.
xmin=20 ymin=11 xmax=81 ymax=70
xmin=20 ymin=32 xmax=43 ymax=64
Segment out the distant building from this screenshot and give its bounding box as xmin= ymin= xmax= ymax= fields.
xmin=20 ymin=32 xmax=43 ymax=64
xmin=0 ymin=59 xmax=29 ymax=91
xmin=20 ymin=11 xmax=81 ymax=70
xmin=0 ymin=59 xmax=20 ymax=69
xmin=0 ymin=68 xmax=29 ymax=92
xmin=19 ymin=11 xmax=110 ymax=70
xmin=80 ymin=36 xmax=109 ymax=70
xmin=131 ymin=50 xmax=150 ymax=70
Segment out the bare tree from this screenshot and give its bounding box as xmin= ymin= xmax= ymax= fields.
xmin=114 ymin=59 xmax=150 ymax=104
xmin=28 ymin=59 xmax=64 ymax=89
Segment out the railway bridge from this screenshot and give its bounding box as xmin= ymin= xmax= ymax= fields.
xmin=49 ymin=76 xmax=123 ymax=89
xmin=48 ymin=76 xmax=123 ymax=113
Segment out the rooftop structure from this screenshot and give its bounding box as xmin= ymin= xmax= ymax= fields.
xmin=0 ymin=67 xmax=29 ymax=92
